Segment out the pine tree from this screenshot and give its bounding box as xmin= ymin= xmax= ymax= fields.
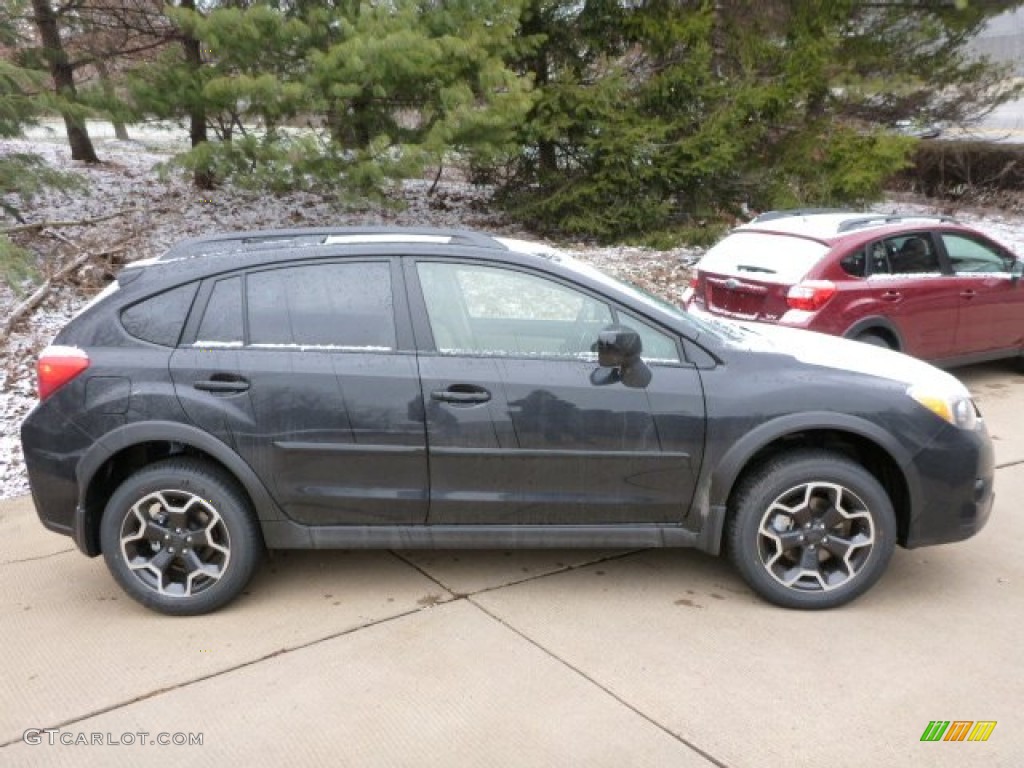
xmin=493 ymin=0 xmax=1023 ymax=241
xmin=129 ymin=1 xmax=534 ymax=196
xmin=29 ymin=0 xmax=100 ymax=162
xmin=1 ymin=8 xmax=79 ymax=284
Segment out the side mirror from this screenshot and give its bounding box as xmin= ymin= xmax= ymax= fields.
xmin=1012 ymin=261 xmax=1024 ymax=283
xmin=592 ymin=325 xmax=652 ymax=389
xmin=597 ymin=325 xmax=642 ymax=367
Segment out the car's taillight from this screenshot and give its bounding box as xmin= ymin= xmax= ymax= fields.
xmin=786 ymin=280 xmax=836 ymax=312
xmin=37 ymin=345 xmax=90 ymax=401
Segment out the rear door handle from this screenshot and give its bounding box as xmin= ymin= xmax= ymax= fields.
xmin=880 ymin=291 xmax=902 ymax=302
xmin=960 ymin=290 xmax=977 ymax=299
xmin=431 ymin=385 xmax=491 ymax=404
xmin=194 ymin=375 xmax=250 ymax=393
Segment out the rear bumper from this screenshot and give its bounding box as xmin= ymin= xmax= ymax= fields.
xmin=903 ymin=420 xmax=995 ymax=548
xmin=21 ymin=405 xmax=95 ymax=555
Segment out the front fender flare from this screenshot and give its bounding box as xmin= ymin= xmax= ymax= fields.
xmin=693 ymin=411 xmax=920 ymax=553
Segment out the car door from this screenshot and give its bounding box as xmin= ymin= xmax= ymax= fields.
xmin=406 ymin=258 xmax=706 ymax=526
xmin=863 ymin=233 xmax=959 ymax=359
xmin=936 ymin=232 xmax=1024 ymax=355
xmin=171 ymin=259 xmax=428 ymax=526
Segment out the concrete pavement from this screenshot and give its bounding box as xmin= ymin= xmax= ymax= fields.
xmin=1 ymin=364 xmax=1021 ymax=767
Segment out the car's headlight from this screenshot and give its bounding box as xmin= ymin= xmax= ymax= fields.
xmin=908 ymin=385 xmax=979 ymax=430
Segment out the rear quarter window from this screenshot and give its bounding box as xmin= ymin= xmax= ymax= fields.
xmin=120 ymin=282 xmax=198 ymax=347
xmin=698 ymin=232 xmax=830 ymax=284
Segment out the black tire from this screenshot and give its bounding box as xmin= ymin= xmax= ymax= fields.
xmin=855 ymin=332 xmax=893 ymax=350
xmin=100 ymin=458 xmax=262 ymax=616
xmin=726 ymin=450 xmax=897 ymax=609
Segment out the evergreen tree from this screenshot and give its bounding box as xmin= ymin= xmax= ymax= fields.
xmin=494 ymin=0 xmax=1023 ymax=240
xmin=1 ymin=8 xmax=79 ymax=284
xmin=29 ymin=0 xmax=100 ymax=162
xmin=129 ymin=1 xmax=534 ymax=197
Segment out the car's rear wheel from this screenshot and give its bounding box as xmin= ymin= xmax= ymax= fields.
xmin=100 ymin=458 xmax=262 ymax=615
xmin=727 ymin=450 xmax=896 ymax=609
xmin=854 ymin=331 xmax=893 ymax=349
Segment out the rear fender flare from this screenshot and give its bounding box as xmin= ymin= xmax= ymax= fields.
xmin=76 ymin=420 xmax=282 ymax=521
xmin=843 ymin=317 xmax=904 ymax=350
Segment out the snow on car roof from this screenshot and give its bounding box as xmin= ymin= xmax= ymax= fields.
xmin=738 ymin=213 xmax=873 ymax=239
xmin=739 ymin=212 xmax=959 ymax=240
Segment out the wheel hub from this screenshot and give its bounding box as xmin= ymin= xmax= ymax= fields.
xmin=120 ymin=490 xmax=231 ymax=597
xmin=758 ymin=481 xmax=876 ymax=592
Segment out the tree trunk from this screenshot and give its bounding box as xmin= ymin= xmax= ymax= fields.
xmin=95 ymin=60 xmax=129 ymax=141
xmin=180 ymin=0 xmax=213 ymax=189
xmin=522 ymin=4 xmax=556 ymax=176
xmin=30 ymin=0 xmax=99 ymax=163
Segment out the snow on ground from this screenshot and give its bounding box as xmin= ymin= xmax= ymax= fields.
xmin=3 ymin=122 xmax=1024 ymax=499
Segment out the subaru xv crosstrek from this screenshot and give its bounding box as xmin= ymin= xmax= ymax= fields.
xmin=20 ymin=227 xmax=994 ymax=614
xmin=684 ymin=210 xmax=1024 ymax=366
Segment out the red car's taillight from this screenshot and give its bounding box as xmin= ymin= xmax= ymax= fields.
xmin=37 ymin=345 xmax=90 ymax=401
xmin=786 ymin=280 xmax=836 ymax=312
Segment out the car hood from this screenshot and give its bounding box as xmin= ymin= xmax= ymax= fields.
xmin=728 ymin=322 xmax=970 ymax=398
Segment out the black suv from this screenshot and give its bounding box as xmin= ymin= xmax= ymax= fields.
xmin=20 ymin=227 xmax=994 ymax=614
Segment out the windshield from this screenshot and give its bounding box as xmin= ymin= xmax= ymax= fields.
xmin=559 ymin=254 xmax=751 ymax=341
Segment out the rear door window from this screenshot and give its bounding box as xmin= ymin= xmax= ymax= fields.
xmin=868 ymin=234 xmax=941 ymax=276
xmin=195 ymin=277 xmax=244 ymax=345
xmin=247 ymin=262 xmax=396 ymax=350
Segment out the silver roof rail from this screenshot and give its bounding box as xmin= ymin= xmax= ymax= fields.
xmin=158 ymin=227 xmax=506 ymax=261
xmin=835 ymin=214 xmax=960 ymax=233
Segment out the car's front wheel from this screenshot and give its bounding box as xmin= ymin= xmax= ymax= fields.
xmin=727 ymin=450 xmax=897 ymax=609
xmin=100 ymin=459 xmax=262 ymax=615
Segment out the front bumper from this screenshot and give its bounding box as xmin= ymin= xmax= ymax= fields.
xmin=903 ymin=419 xmax=995 ymax=548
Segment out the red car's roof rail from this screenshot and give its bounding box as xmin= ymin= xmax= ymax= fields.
xmin=751 ymin=208 xmax=853 ymax=222
xmin=835 ymin=214 xmax=960 ymax=233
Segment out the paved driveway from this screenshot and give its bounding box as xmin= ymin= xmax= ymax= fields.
xmin=1 ymin=362 xmax=1021 ymax=767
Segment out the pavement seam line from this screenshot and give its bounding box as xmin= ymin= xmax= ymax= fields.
xmin=389 ymin=548 xmax=644 ymax=601
xmin=1 ymin=548 xmax=75 ymax=566
xmin=467 ymin=597 xmax=733 ymax=768
xmin=995 ymin=459 xmax=1024 ymax=469
xmin=0 ymin=604 xmax=425 ymax=749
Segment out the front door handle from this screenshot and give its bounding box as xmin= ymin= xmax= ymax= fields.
xmin=431 ymin=385 xmax=491 ymax=404
xmin=194 ymin=374 xmax=250 ymax=393
xmin=960 ymin=290 xmax=977 ymax=299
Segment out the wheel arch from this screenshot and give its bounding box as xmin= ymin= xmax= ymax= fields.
xmin=698 ymin=413 xmax=918 ymax=554
xmin=75 ymin=421 xmax=281 ymax=556
xmin=843 ymin=317 xmax=904 ymax=350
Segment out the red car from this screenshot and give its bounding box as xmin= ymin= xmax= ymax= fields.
xmin=684 ymin=210 xmax=1024 ymax=367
